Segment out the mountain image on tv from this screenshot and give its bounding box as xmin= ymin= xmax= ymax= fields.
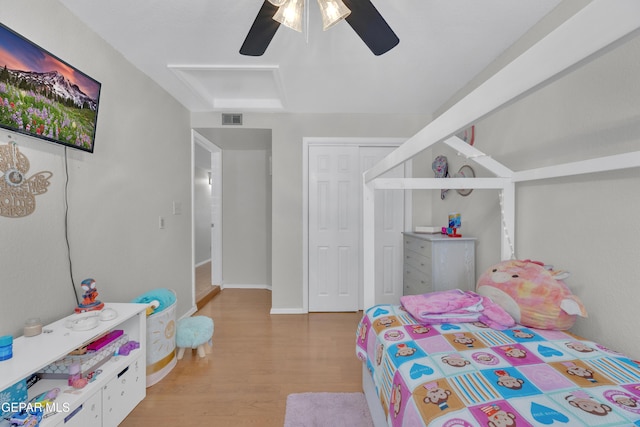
xmin=0 ymin=24 xmax=101 ymax=153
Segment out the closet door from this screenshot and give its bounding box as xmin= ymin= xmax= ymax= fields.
xmin=308 ymin=145 xmax=360 ymax=311
xmin=360 ymin=147 xmax=405 ymax=306
xmin=308 ymin=144 xmax=405 ymax=311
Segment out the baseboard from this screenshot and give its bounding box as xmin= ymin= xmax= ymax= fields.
xmin=181 ymin=306 xmax=198 ymax=319
xmin=195 ymin=259 xmax=212 ymax=268
xmin=196 ymin=285 xmax=220 ymax=310
xmin=270 ymin=307 xmax=308 ymax=315
xmin=222 ymin=284 xmax=272 ymax=290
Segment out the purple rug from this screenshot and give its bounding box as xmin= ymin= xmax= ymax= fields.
xmin=284 ymin=392 xmax=374 ymax=427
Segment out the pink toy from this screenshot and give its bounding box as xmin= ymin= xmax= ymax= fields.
xmin=476 ymin=259 xmax=587 ymax=330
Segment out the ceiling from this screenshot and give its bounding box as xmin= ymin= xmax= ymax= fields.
xmin=58 ymin=0 xmax=562 ymax=116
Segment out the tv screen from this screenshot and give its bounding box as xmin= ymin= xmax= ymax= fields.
xmin=0 ymin=23 xmax=101 ymax=153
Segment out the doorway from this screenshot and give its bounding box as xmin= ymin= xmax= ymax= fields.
xmin=303 ymin=138 xmax=411 ymax=312
xmin=192 ymin=130 xmax=222 ymax=308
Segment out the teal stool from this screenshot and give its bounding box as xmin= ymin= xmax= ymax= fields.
xmin=176 ymin=316 xmax=214 ymax=359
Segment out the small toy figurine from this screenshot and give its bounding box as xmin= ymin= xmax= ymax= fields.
xmin=75 ymin=278 xmax=105 ymax=313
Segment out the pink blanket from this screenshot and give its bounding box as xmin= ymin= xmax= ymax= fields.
xmin=400 ymin=289 xmax=515 ymax=330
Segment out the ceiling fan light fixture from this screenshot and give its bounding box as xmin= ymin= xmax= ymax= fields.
xmin=273 ymin=0 xmax=304 ymax=32
xmin=317 ymin=0 xmax=351 ymax=30
xmin=267 ymin=0 xmax=287 ymax=6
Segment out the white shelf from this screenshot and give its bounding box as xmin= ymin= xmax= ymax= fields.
xmin=0 ymin=303 xmax=146 ymax=392
xmin=4 ymin=351 xmax=143 ymax=426
xmin=1 ymin=303 xmax=148 ymax=427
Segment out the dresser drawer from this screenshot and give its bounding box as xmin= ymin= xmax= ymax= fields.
xmin=404 ymin=249 xmax=431 ymax=276
xmin=403 ymin=264 xmax=432 ymax=294
xmin=56 ymin=390 xmax=101 ymax=427
xmin=404 ymin=236 xmax=432 ymax=258
xmin=103 ymin=355 xmax=145 ymax=427
xmin=402 ymin=232 xmax=476 ymax=296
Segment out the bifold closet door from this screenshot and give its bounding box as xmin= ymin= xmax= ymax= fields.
xmin=360 ymin=146 xmax=405 ymax=306
xmin=308 ymin=145 xmax=404 ymax=311
xmin=308 ymin=145 xmax=360 ymax=311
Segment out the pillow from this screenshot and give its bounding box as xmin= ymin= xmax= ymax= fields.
xmin=131 ymin=288 xmax=176 ymax=314
xmin=476 ymin=259 xmax=587 ymax=330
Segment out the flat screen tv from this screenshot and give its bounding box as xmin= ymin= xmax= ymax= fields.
xmin=0 ymin=23 xmax=101 ymax=153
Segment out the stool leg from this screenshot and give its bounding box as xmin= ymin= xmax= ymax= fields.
xmin=177 ymin=347 xmax=186 ymax=360
xmin=206 ymin=340 xmax=213 ymax=354
xmin=197 ymin=344 xmax=206 ymax=358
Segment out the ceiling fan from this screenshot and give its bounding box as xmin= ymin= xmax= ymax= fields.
xmin=240 ymin=0 xmax=399 ymax=56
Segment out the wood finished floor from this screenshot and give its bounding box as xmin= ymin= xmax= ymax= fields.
xmin=120 ymin=289 xmax=364 ymax=426
xmin=195 ymin=262 xmax=220 ymax=309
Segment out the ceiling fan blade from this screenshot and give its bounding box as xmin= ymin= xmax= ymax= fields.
xmin=342 ymin=0 xmax=399 ymax=56
xmin=240 ymin=1 xmax=281 ymax=56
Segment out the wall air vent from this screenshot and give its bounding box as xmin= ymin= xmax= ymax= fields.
xmin=222 ymin=113 xmax=243 ymax=126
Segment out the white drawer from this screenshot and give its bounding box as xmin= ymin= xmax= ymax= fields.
xmin=403 ymin=264 xmax=432 ymax=294
xmin=55 ymin=390 xmax=101 ymax=427
xmin=402 ymin=232 xmax=476 ymax=296
xmin=103 ymin=355 xmax=145 ymax=427
xmin=404 ymin=249 xmax=431 ymax=275
xmin=404 ymin=236 xmax=432 ymax=258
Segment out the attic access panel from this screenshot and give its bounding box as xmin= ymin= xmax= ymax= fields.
xmin=168 ymin=65 xmax=285 ymax=111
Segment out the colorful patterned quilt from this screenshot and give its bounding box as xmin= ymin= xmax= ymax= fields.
xmin=356 ymin=304 xmax=640 ymax=427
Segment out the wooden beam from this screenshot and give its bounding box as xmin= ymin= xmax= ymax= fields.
xmin=363 ymin=0 xmax=640 ymax=183
xmin=362 ymin=180 xmax=376 ymax=309
xmin=372 ymin=177 xmax=510 ymax=190
xmin=513 ymin=151 xmax=640 ymax=182
xmin=443 ymin=136 xmax=514 ymax=178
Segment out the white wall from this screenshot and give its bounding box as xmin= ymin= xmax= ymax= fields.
xmin=430 ymin=6 xmax=640 ymax=357
xmin=0 ymin=1 xmax=194 ymax=338
xmin=193 ymin=128 xmax=273 ymax=288
xmin=192 ymin=113 xmax=429 ymax=309
xmin=222 ymin=148 xmax=271 ymax=287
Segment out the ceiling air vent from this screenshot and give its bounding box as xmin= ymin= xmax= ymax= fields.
xmin=222 ymin=113 xmax=243 ymax=126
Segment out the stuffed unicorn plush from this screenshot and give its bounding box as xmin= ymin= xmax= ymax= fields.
xmin=476 ymin=259 xmax=587 ymax=330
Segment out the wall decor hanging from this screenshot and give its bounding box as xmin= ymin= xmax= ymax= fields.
xmin=431 ymin=155 xmax=449 ymax=200
xmin=455 ymin=164 xmax=475 ymax=196
xmin=455 ymin=125 xmax=475 ymax=145
xmin=0 ymin=141 xmax=52 ymax=218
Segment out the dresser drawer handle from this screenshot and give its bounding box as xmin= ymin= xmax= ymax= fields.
xmin=118 ymin=366 xmax=129 ymax=378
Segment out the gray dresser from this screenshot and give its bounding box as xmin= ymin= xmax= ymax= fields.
xmin=402 ymin=232 xmax=476 ymax=295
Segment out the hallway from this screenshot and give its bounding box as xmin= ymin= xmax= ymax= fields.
xmin=195 ymin=261 xmax=219 ymax=309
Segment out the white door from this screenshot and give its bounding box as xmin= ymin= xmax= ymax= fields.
xmin=308 ymin=145 xmax=360 ymax=311
xmin=360 ymin=147 xmax=405 ymax=306
xmin=308 ymin=144 xmax=404 ymax=312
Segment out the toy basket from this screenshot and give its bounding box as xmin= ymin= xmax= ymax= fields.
xmin=131 ymin=288 xmax=177 ymax=387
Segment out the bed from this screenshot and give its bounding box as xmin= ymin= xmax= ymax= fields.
xmin=360 ymin=1 xmax=640 ymax=311
xmin=357 ymin=2 xmax=640 ymax=423
xmin=356 ymin=303 xmax=640 ymax=427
